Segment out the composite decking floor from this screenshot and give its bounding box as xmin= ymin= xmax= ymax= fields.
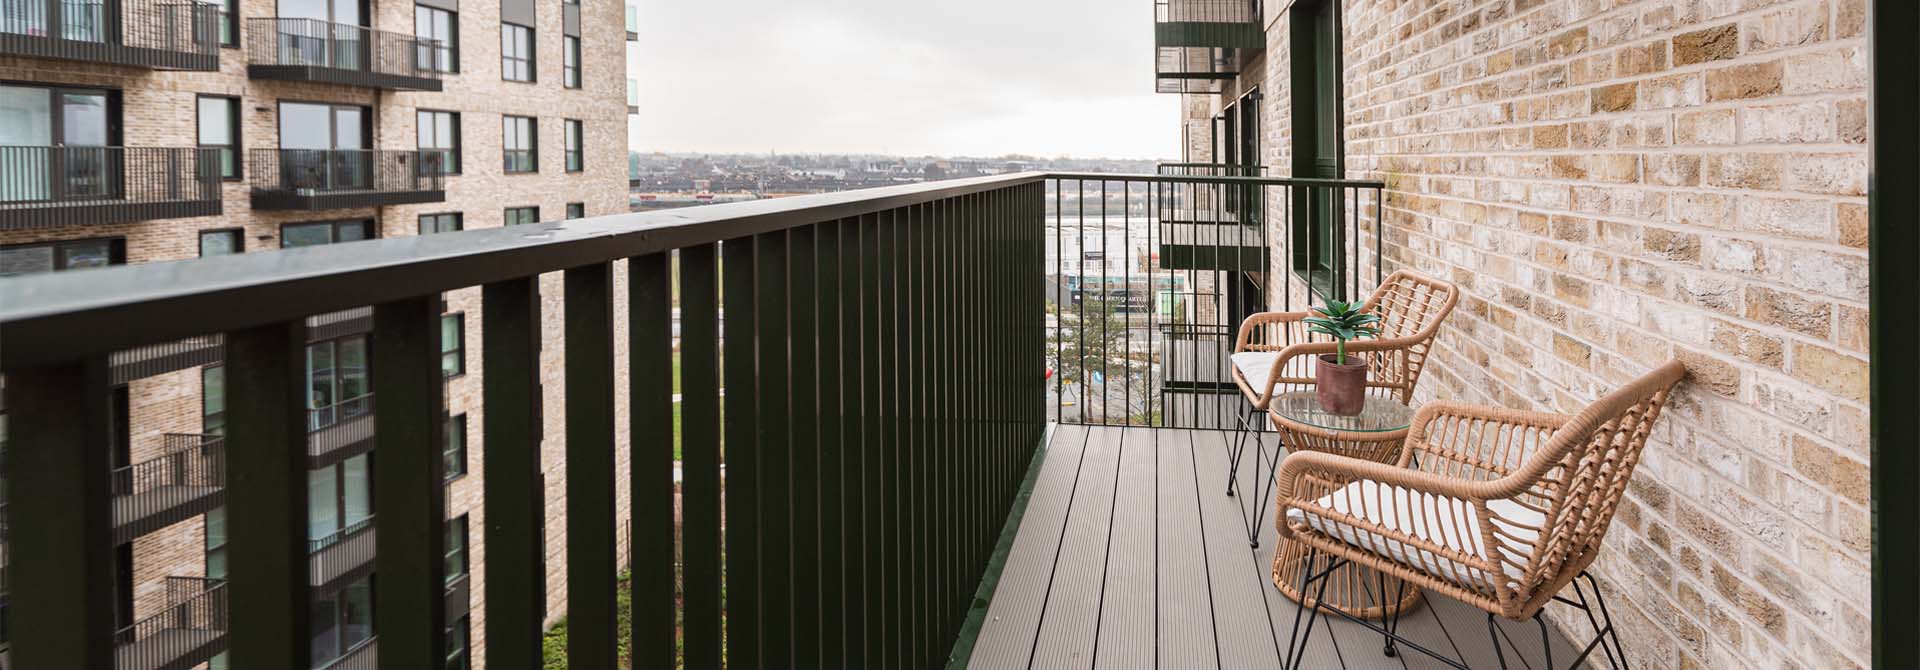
xmin=970 ymin=425 xmax=1583 ymax=670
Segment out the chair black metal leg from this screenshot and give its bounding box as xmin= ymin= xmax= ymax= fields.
xmin=1379 ymin=572 xmax=1402 ymax=658
xmin=1534 ymin=612 xmax=1554 ymax=670
xmin=1226 ymin=404 xmax=1257 ymax=496
xmin=1291 ymin=554 xmax=1338 ymax=670
xmin=1284 ymin=549 xmax=1320 ymax=670
xmin=1488 ymin=613 xmax=1511 ymax=670
xmin=1584 ymin=572 xmax=1633 ymax=670
xmin=1247 ymin=428 xmax=1283 ymax=548
xmin=1571 ymin=574 xmax=1623 ymax=670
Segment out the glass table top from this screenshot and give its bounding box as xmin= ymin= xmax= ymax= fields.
xmin=1267 ymin=391 xmax=1417 ymax=433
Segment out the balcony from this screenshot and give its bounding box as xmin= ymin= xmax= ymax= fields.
xmin=111 ymin=434 xmax=225 ymax=544
xmin=309 ymin=516 xmax=375 ymax=590
xmin=0 ymin=146 xmax=222 ymax=230
xmin=0 ymin=0 xmax=219 ymax=70
xmin=112 ymin=577 xmax=227 ymax=670
xmin=308 ymin=393 xmax=374 ymax=467
xmin=244 ymin=17 xmax=443 ymax=91
xmin=1153 ymin=0 xmax=1262 ymax=94
xmin=248 ymin=149 xmax=446 ymax=210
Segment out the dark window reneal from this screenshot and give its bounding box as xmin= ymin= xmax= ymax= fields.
xmin=444 ymin=414 xmax=467 ymax=480
xmin=419 ymin=212 xmax=462 ymax=234
xmin=501 ymin=23 xmax=534 ymax=82
xmin=415 ymin=4 xmax=458 ymax=72
xmin=418 ymin=110 xmax=461 ymax=174
xmin=0 ymin=238 xmax=124 ymax=276
xmin=441 ymin=313 xmax=465 ymax=377
xmin=199 ymin=229 xmax=244 ymax=257
xmin=505 ymin=206 xmax=539 ymax=225
xmin=563 ymin=35 xmax=580 ymax=88
xmin=503 ymin=115 xmax=537 ymax=173
xmin=197 ymin=95 xmax=241 ymax=179
xmin=283 ymin=220 xmax=374 ymax=247
xmin=565 ymin=202 xmax=584 ymax=219
xmin=564 ymin=119 xmax=582 ymax=172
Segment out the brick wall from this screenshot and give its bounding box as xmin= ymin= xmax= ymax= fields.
xmin=1187 ymin=0 xmax=1870 ymax=667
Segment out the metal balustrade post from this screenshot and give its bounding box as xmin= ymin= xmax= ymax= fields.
xmin=858 ymin=213 xmax=886 ymax=667
xmin=815 ymin=220 xmax=848 ymax=666
xmin=753 ymin=230 xmax=795 ymax=668
xmin=482 ymin=276 xmax=545 ymax=670
xmin=4 ymin=357 xmax=115 ymax=670
xmin=372 ymin=296 xmax=449 ymax=669
xmin=223 ymin=321 xmax=313 ymax=669
xmin=629 ymin=251 xmax=678 ymax=668
xmin=680 ymin=244 xmax=725 ymax=670
xmin=835 ymin=218 xmax=868 ymax=668
xmin=565 ymin=262 xmax=619 ymax=670
xmin=790 ymin=224 xmax=823 ymax=669
xmin=723 ymin=235 xmax=763 ymax=670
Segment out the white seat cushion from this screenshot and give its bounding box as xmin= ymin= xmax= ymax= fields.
xmin=1284 ymin=479 xmax=1543 ymax=592
xmin=1231 ymin=351 xmax=1279 ymax=394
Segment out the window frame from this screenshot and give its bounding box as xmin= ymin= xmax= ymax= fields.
xmin=306 ymin=334 xmax=373 ymax=432
xmin=198 ymin=228 xmax=244 ymax=257
xmin=414 ymin=4 xmax=459 ymax=73
xmin=418 ymin=212 xmax=463 ymax=235
xmin=417 ymin=109 xmax=462 ymax=175
xmin=281 ymin=220 xmax=376 ymax=248
xmin=563 ymin=119 xmax=582 ymax=172
xmin=218 ymin=0 xmax=238 ymax=47
xmin=565 ymin=202 xmax=584 ymax=219
xmin=443 ymin=413 xmax=467 ymax=481
xmin=196 ymin=94 xmax=242 ymax=180
xmin=440 ymin=312 xmax=465 ymax=378
xmin=0 ymin=237 xmax=126 ymax=277
xmin=500 ymin=22 xmax=535 ymax=82
xmin=205 ymin=506 xmax=229 ymax=580
xmin=444 ymin=615 xmax=472 ymax=670
xmin=202 ymin=365 xmax=227 ymax=435
xmin=502 ymin=115 xmax=537 ymax=174
xmin=504 ymin=206 xmax=539 ymax=226
xmin=562 ymin=35 xmax=580 ymax=89
xmin=445 ymin=514 xmax=469 ymax=585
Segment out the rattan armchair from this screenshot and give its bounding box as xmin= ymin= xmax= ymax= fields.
xmin=1274 ymin=360 xmax=1688 ymax=670
xmin=1224 ymin=270 xmax=1458 ymax=498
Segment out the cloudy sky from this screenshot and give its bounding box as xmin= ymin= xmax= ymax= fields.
xmin=625 ymin=1 xmax=1180 ymax=159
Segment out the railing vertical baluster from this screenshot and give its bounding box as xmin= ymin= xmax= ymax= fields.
xmin=371 ymin=296 xmax=448 ymax=669
xmin=817 ymin=219 xmax=848 ymax=667
xmin=629 ymin=251 xmax=678 ymax=668
xmin=859 ymin=213 xmax=886 ymax=667
xmin=789 ymin=223 xmax=823 ymax=668
xmin=754 ymin=230 xmax=795 ymax=668
xmin=905 ymin=202 xmax=923 ymax=667
xmin=5 ymin=357 xmax=115 ymax=670
xmin=723 ymin=235 xmax=764 ymax=670
xmin=879 ymin=210 xmax=904 ymax=669
xmin=564 ymin=262 xmax=618 ymax=670
xmin=680 ymin=244 xmax=725 ymax=670
xmin=481 ymin=276 xmax=546 ymax=670
xmin=842 ymin=216 xmax=869 ymax=668
xmin=223 ymin=321 xmax=313 ymax=669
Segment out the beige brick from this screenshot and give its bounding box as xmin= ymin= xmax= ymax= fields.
xmin=1836 ymin=202 xmax=1868 ymax=248
xmin=1789 ymin=342 xmax=1868 ymax=403
xmin=1792 ymin=436 xmax=1869 ymax=506
xmin=1675 ymin=109 xmax=1738 ymax=145
xmin=1674 ymin=23 xmax=1739 ymax=65
xmin=1738 ymin=102 xmax=1834 ymax=144
xmin=1741 ymin=3 xmax=1828 ymax=53
xmin=1705 ymin=61 xmax=1784 ymax=101
xmin=1592 ymin=82 xmax=1638 ymax=113
xmin=1745 ymin=286 xmax=1832 ymax=338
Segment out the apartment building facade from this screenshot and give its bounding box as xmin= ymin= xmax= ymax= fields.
xmin=0 ymin=0 xmax=636 ymax=664
xmin=1165 ymin=0 xmax=1869 ymax=667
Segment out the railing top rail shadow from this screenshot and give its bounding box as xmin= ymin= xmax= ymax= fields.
xmin=0 ymin=171 xmax=1384 ymax=368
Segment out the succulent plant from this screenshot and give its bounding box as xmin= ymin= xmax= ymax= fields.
xmin=1305 ymin=299 xmax=1383 ymax=365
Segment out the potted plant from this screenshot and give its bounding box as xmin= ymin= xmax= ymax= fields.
xmin=1306 ymin=299 xmax=1382 ymax=416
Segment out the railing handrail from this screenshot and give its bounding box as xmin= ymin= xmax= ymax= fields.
xmin=111 ymin=577 xmax=227 ymax=644
xmin=309 ymin=513 xmax=375 ymax=553
xmin=0 ymin=171 xmax=1046 ymax=367
xmin=109 ymin=432 xmax=225 ymax=497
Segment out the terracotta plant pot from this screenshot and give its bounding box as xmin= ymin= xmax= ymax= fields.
xmin=1315 ymin=353 xmax=1369 ymax=416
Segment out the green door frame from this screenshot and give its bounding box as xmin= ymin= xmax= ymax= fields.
xmin=1288 ymin=0 xmax=1343 ymax=301
xmin=1871 ymin=1 xmax=1913 ymax=668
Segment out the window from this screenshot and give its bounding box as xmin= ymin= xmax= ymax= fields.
xmin=441 ymin=313 xmax=465 ymax=377
xmin=0 ymin=238 xmax=124 ymax=276
xmin=1289 ymin=0 xmax=1345 ymax=299
xmin=565 ymin=202 xmax=584 ymax=219
xmin=307 ymin=335 xmax=371 ymax=431
xmin=564 ymin=119 xmax=582 ymax=172
xmin=415 ymin=5 xmax=458 ymax=73
xmin=444 ymin=414 xmax=467 ymax=480
xmin=418 ymin=110 xmax=461 ymax=174
xmin=445 ymin=616 xmax=471 ymax=670
xmin=311 ymin=574 xmax=375 ymax=666
xmin=197 ymin=95 xmax=240 ymax=179
xmin=308 ymin=453 xmax=374 ymax=548
xmin=218 ymin=0 xmax=237 ymax=47
xmin=0 ymin=85 xmax=115 ymax=202
xmin=503 ymin=115 xmax=537 ymax=173
xmin=199 ymin=229 xmax=243 ymax=257
xmin=419 ymin=212 xmax=462 ymax=234
xmin=504 ymin=206 xmax=539 ymax=225
xmin=205 ymin=506 xmax=229 ymax=580
xmin=563 ymin=35 xmax=580 ymax=88
xmin=445 ymin=515 xmax=469 ymax=585
xmin=500 ymin=23 xmax=534 ymax=81
xmin=203 ymin=366 xmax=226 ymax=435
xmin=283 ymin=220 xmax=374 ymax=248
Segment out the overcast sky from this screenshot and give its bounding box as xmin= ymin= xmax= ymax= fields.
xmin=625 ymin=1 xmax=1179 ymax=159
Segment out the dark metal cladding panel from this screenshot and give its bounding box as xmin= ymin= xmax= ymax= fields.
xmin=500 ymin=0 xmax=535 ymax=29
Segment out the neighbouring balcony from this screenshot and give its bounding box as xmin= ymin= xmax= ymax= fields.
xmin=0 ymin=0 xmax=219 ymax=70
xmin=308 ymin=393 xmax=374 ymax=467
xmin=248 ymin=149 xmax=446 ymax=210
xmin=309 ymin=515 xmax=375 ymax=590
xmin=0 ymin=146 xmax=222 ymax=231
xmin=111 ymin=433 xmax=225 ymax=544
xmin=1153 ymin=0 xmax=1263 ymax=93
xmin=244 ymin=17 xmax=443 ymax=91
xmin=112 ymin=577 xmax=227 ymax=670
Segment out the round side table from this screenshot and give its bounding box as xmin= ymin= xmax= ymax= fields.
xmin=1267 ymin=391 xmax=1423 ymax=621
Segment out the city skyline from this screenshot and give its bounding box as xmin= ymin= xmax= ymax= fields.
xmin=624 ymin=0 xmax=1181 ymax=159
